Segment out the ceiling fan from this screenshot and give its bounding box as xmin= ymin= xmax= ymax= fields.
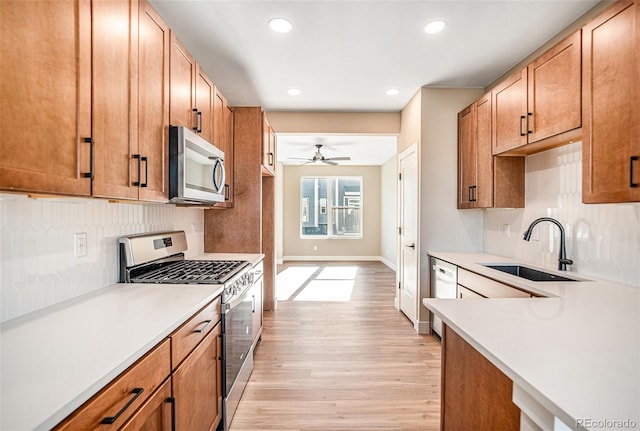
xmin=288 ymin=144 xmax=351 ymax=166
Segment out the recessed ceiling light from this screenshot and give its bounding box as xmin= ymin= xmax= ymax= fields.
xmin=386 ymin=88 xmax=400 ymax=96
xmin=287 ymin=88 xmax=301 ymax=96
xmin=269 ymin=18 xmax=293 ymax=33
xmin=424 ymin=20 xmax=446 ymax=34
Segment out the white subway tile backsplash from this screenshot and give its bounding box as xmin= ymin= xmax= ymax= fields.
xmin=0 ymin=194 xmax=204 ymax=322
xmin=484 ymin=142 xmax=640 ymax=286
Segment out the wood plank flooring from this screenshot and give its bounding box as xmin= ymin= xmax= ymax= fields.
xmin=230 ymin=261 xmax=441 ymax=431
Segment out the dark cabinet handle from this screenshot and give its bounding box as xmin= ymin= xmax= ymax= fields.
xmin=197 ymin=111 xmax=203 ymax=133
xmin=192 ymin=108 xmax=199 ymax=132
xmin=132 ymin=154 xmax=142 ymax=186
xmin=631 ymin=156 xmax=639 ymax=188
xmin=527 ymin=112 xmax=533 ymax=134
xmin=141 ymin=156 xmax=148 ymax=188
xmin=468 ymin=186 xmax=473 ymax=202
xmin=472 ymin=185 xmax=477 ymax=202
xmin=166 ymin=397 xmax=176 ymax=431
xmin=519 ymin=115 xmax=526 ymax=137
xmin=101 ymin=388 xmax=144 ymax=424
xmin=82 ymin=137 xmax=94 ymax=179
xmin=268 ymin=152 xmax=274 ymax=166
xmin=193 ymin=319 xmax=212 ymax=333
xmin=224 ymin=184 xmax=230 ymax=201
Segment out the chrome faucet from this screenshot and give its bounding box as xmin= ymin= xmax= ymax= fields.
xmin=523 ymin=217 xmax=573 ymax=271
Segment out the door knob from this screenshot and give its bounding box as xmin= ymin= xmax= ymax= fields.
xmin=406 ymin=243 xmax=416 ymax=249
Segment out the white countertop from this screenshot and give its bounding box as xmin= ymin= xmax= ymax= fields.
xmin=0 ymin=252 xmax=263 ymax=431
xmin=424 ymin=251 xmax=640 ymax=431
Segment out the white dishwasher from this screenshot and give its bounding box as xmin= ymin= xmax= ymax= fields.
xmin=431 ymin=258 xmax=457 ymax=337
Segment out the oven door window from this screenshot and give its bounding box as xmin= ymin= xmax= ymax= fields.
xmin=184 ymin=140 xmax=225 ymax=194
xmin=225 ymin=294 xmax=253 ymax=392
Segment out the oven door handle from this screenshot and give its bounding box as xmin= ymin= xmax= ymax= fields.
xmin=223 ymin=290 xmax=250 ymax=314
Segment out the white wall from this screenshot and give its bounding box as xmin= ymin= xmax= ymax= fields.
xmin=0 ymin=194 xmax=205 ymax=322
xmin=380 ymin=155 xmax=398 ymax=270
xmin=484 ymin=142 xmax=640 ymax=287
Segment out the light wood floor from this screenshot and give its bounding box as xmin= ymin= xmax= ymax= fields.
xmin=230 ymin=261 xmax=441 ymax=431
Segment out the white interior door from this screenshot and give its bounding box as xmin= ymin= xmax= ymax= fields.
xmin=398 ymin=144 xmax=418 ymax=324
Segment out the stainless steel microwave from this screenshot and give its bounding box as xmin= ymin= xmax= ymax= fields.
xmin=169 ymin=125 xmax=226 ymax=205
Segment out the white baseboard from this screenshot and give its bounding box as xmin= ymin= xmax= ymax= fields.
xmin=379 ymin=257 xmax=397 ymax=271
xmin=276 ymin=258 xmax=283 ymax=265
xmin=415 ymin=320 xmax=430 ymax=335
xmin=283 ymin=255 xmax=384 ymax=262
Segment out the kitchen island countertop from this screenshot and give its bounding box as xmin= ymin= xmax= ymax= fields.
xmin=424 ymin=251 xmax=639 ymax=430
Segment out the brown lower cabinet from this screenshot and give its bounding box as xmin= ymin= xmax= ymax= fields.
xmin=173 ymin=322 xmax=222 ymax=431
xmin=441 ymin=324 xmax=520 ymax=431
xmin=55 ymin=298 xmax=222 ymax=431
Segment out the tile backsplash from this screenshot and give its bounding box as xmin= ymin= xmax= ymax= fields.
xmin=0 ymin=194 xmax=204 ymax=322
xmin=484 ymin=142 xmax=640 ymax=287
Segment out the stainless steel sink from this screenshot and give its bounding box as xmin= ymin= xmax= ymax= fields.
xmin=482 ymin=264 xmax=579 ymax=282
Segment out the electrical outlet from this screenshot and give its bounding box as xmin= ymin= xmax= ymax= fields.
xmin=313 ymin=245 xmax=318 ymax=251
xmin=74 ymin=233 xmax=87 ymax=258
xmin=502 ymin=224 xmax=510 ymax=238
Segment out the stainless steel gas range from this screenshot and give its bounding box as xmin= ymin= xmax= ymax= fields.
xmin=119 ymin=231 xmax=259 ymax=431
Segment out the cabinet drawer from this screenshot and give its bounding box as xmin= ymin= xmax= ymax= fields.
xmin=458 ymin=285 xmax=486 ymax=299
xmin=458 ymin=268 xmax=531 ymax=298
xmin=171 ymin=296 xmax=221 ymax=369
xmin=55 ymin=339 xmax=171 ymax=430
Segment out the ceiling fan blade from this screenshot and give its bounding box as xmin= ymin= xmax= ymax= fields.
xmin=322 ymin=160 xmax=338 ymax=166
xmin=287 ymin=157 xmax=313 ymax=160
xmin=325 ymin=156 xmax=351 ymax=161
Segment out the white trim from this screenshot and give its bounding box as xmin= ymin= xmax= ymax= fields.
xmin=283 ymin=255 xmax=389 ymax=263
xmin=276 ymin=258 xmax=284 ymax=265
xmin=379 ymin=257 xmax=397 ymax=271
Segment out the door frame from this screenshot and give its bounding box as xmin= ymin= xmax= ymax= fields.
xmin=395 ymin=142 xmax=422 ymax=332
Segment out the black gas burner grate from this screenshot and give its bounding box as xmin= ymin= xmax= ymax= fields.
xmin=131 ymin=260 xmax=249 ymax=284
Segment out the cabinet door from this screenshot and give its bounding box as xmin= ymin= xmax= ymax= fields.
xmin=137 ymin=0 xmax=169 ymax=202
xmin=457 ymin=103 xmax=476 ymax=209
xmin=442 ymin=325 xmax=520 ymax=430
xmin=492 ymin=68 xmax=527 ymax=154
xmin=173 ymin=322 xmax=222 ymax=431
xmin=475 ymin=94 xmax=494 ymax=208
xmin=527 ymin=31 xmax=581 ymax=144
xmin=0 ymin=0 xmax=91 ymax=196
xmin=195 ymin=66 xmax=214 ymax=142
xmin=215 ymin=91 xmax=234 ymax=208
xmin=169 ymin=33 xmax=196 ymax=130
xmin=92 ymin=0 xmax=139 ymax=200
xmin=119 ymin=378 xmax=172 ymax=431
xmin=213 ymin=88 xmax=225 ymax=149
xmin=261 ymin=114 xmax=275 ymax=176
xmin=582 ymin=0 xmax=640 ymax=203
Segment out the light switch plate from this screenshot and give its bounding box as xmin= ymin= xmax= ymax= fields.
xmin=74 ymin=232 xmax=87 ymax=258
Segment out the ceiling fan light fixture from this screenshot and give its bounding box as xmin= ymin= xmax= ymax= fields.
xmin=269 ymin=18 xmax=293 ymax=33
xmin=386 ymin=88 xmax=400 ymax=96
xmin=424 ymin=20 xmax=446 ymax=34
xmin=286 ymin=87 xmax=301 ymax=96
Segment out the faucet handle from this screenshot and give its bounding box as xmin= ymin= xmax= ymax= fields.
xmin=559 ymin=258 xmax=573 ymax=265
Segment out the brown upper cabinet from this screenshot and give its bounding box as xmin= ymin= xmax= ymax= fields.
xmin=458 ymin=94 xmax=524 ymax=209
xmin=0 ymin=0 xmax=92 ymax=197
xmin=1 ymin=0 xmax=169 ymax=202
xmin=213 ymin=88 xmax=235 ymax=207
xmin=582 ymin=0 xmax=640 ymax=203
xmin=170 ymin=33 xmax=216 ymax=143
xmin=492 ymin=31 xmax=582 ymax=156
xmin=262 ymin=115 xmax=277 ymax=176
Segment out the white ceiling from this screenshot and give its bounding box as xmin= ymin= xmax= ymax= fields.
xmin=150 ymin=0 xmax=600 ymax=165
xmin=277 ymin=134 xmax=397 ymax=166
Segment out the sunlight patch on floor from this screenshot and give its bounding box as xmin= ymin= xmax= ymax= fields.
xmin=276 ymin=266 xmax=319 ymax=301
xmin=293 ymin=280 xmax=355 ymax=302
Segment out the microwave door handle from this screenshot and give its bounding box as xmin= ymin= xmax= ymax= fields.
xmin=210 ymin=158 xmax=226 ymax=193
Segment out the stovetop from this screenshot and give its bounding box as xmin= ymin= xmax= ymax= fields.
xmin=129 ymin=259 xmax=251 ymax=285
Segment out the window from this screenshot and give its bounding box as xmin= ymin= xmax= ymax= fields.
xmin=300 ymin=176 xmax=362 ymax=239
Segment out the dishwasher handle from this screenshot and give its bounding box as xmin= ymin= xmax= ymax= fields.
xmin=432 ymin=264 xmax=456 ymax=283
